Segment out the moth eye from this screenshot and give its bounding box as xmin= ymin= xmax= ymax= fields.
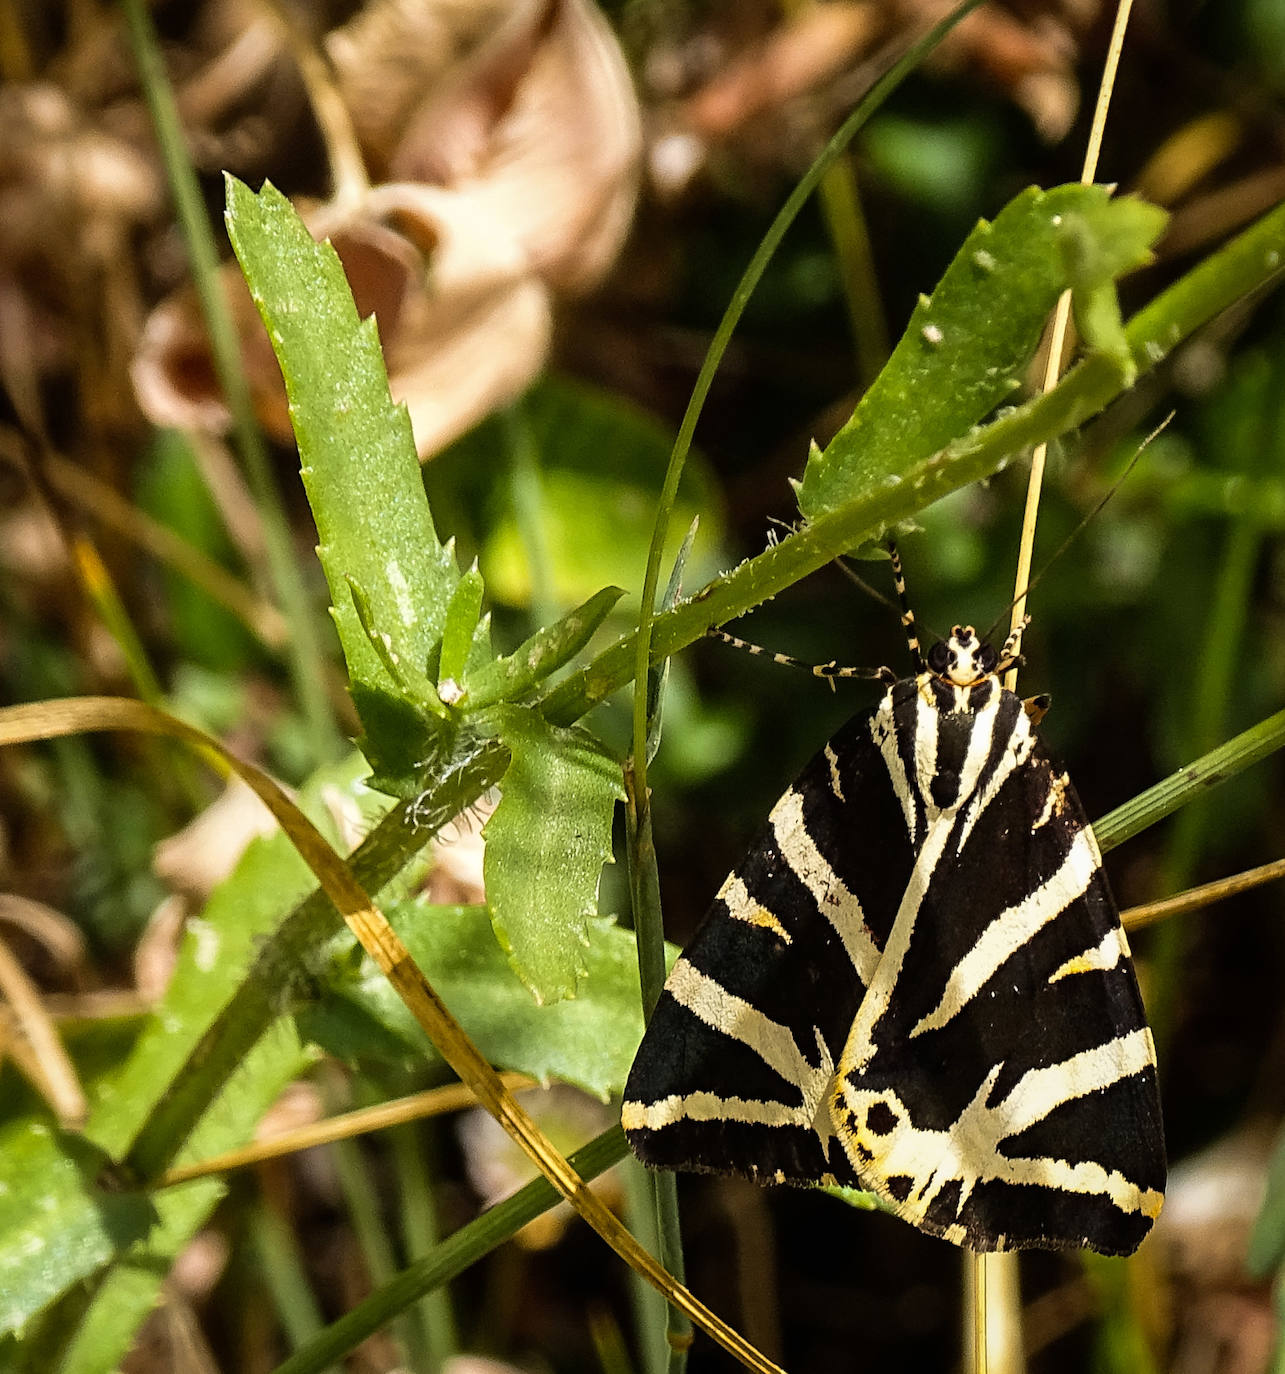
xmin=926 ymin=642 xmax=949 ymax=672
xmin=864 ymin=1101 xmax=899 ymax=1136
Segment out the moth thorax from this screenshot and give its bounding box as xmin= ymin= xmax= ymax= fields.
xmin=926 ymin=625 xmax=999 ymax=687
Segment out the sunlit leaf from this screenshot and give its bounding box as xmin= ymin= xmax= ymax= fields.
xmin=796 ymin=183 xmax=1167 ymax=523
xmin=225 ymin=177 xmax=465 ymax=790
xmin=301 ymin=905 xmax=670 ymax=1097
xmin=483 ymin=706 xmax=623 ymax=1001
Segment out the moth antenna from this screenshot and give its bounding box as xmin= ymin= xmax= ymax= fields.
xmin=831 ymin=551 xmax=950 ymax=650
xmin=981 ymin=416 xmax=1171 ymax=643
xmin=706 ymin=627 xmax=894 ymax=690
xmin=833 ymin=558 xmax=899 ymax=616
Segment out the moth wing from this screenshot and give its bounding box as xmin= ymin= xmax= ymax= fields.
xmin=833 ymin=694 xmax=1165 ymax=1253
xmin=623 ymin=709 xmax=915 ymax=1186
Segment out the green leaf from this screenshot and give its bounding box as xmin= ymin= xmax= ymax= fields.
xmin=300 ymin=905 xmax=671 ymax=1097
xmin=0 ymin=759 xmax=377 ymax=1357
xmin=446 ymin=376 xmax=724 ymax=608
xmin=0 ymin=1124 xmax=153 ymax=1340
xmin=645 ymin=517 xmax=699 ymax=765
xmin=465 ymin=585 xmax=626 ymax=709
xmin=1062 ymin=195 xmax=1168 ymax=378
xmin=346 ymin=573 xmax=439 ymax=711
xmin=0 ymin=981 xmax=306 ymax=1358
xmin=34 ymin=1028 xmax=304 ymax=1373
xmin=224 ymin=176 xmax=459 ymax=791
xmin=438 ymin=566 xmax=485 ymax=693
xmin=796 ymin=183 xmax=1168 ymax=523
xmin=483 ymin=706 xmax=624 ymax=1002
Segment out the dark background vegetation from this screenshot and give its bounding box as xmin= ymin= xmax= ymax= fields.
xmin=4 ymin=0 xmax=1285 ymax=1371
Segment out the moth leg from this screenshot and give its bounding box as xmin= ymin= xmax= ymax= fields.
xmin=706 ymin=627 xmax=892 ymax=691
xmin=887 ymin=541 xmax=927 ymax=674
xmin=995 ymin=613 xmax=1032 ymax=672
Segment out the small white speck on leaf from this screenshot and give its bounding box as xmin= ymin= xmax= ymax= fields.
xmin=189 ymin=918 xmax=221 ymax=973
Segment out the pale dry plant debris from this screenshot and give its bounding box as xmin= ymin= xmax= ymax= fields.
xmin=133 ymin=0 xmax=641 ymax=458
xmin=649 ymin=0 xmax=1090 ymax=197
xmin=151 ymin=774 xmax=280 ymax=900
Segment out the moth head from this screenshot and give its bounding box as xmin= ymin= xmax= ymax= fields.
xmin=926 ymin=626 xmax=998 ymax=687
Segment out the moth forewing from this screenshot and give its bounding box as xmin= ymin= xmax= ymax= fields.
xmin=828 ymin=670 xmax=1164 ymax=1253
xmin=623 ymin=621 xmax=1166 ymax=1255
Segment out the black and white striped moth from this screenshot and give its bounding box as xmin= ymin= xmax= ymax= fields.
xmin=623 ymin=558 xmax=1165 ymax=1254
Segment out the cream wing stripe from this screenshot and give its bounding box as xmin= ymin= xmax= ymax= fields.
xmin=995 ymin=1154 xmax=1163 ymax=1218
xmin=769 ymin=788 xmax=880 ymax=983
xmin=1048 ymin=926 xmax=1126 ymax=983
xmin=998 ymin=1028 xmax=1157 ymax=1137
xmin=717 ymin=874 xmax=792 ymax=944
xmin=910 ymin=690 xmax=940 ymax=812
xmin=910 ymin=825 xmax=1101 ymax=1037
xmin=871 ymin=700 xmax=917 ymax=841
xmin=665 ymin=961 xmax=828 ymax=1100
xmin=622 ymin=1091 xmax=809 ymax=1131
xmin=824 ymin=743 xmax=845 ymax=800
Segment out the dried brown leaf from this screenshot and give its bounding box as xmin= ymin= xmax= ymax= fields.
xmin=388 ymin=0 xmax=641 ymax=292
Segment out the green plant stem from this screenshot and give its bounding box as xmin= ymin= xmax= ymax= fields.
xmin=623 ymin=766 xmax=665 ymax=1003
xmin=328 ymin=1123 xmax=417 ymax=1365
xmin=626 ymin=753 xmax=690 ymax=1371
xmin=251 ymin=1200 xmax=336 ymax=1367
xmin=629 ymin=0 xmax=985 ymax=820
xmin=816 ymin=151 xmax=889 ymax=385
xmin=503 ymin=402 xmax=557 ymax=631
xmin=654 ymin=1168 xmax=690 ymax=1374
xmin=1094 ymin=705 xmax=1285 ymax=852
xmin=270 ymin=1126 xmax=629 ymax=1374
xmin=564 ymin=194 xmax=1285 ymax=737
xmin=621 ymin=1156 xmax=670 ymax=1374
xmin=120 ymin=0 xmax=340 ymax=763
xmin=389 ymin=1120 xmax=459 ymax=1369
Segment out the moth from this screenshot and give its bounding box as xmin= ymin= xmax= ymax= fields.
xmin=623 ymin=552 xmax=1165 ymax=1254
